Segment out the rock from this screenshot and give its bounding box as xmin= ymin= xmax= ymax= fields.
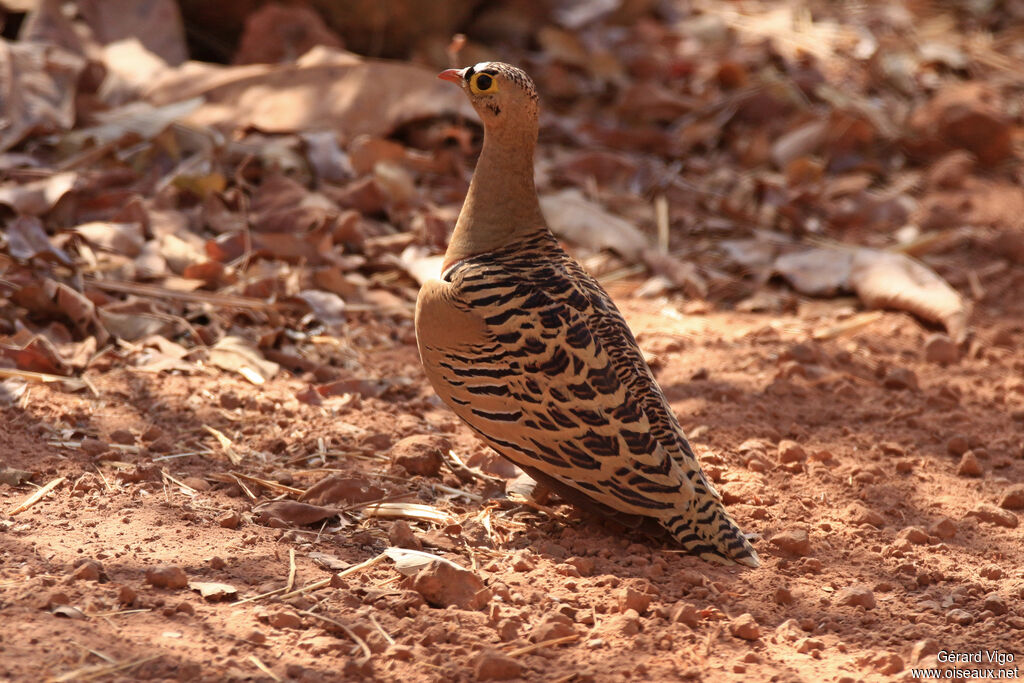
xmin=796 ymin=637 xmax=825 ymax=654
xmin=670 ymin=602 xmax=700 ymax=627
xmin=475 ymin=650 xmax=522 ymax=681
xmin=69 ymin=559 xmax=105 ymax=582
xmin=946 ymin=435 xmax=970 ymax=456
xmin=946 ymin=608 xmax=973 ymax=626
xmin=911 ymin=639 xmax=940 ymax=664
xmin=388 ymin=520 xmax=422 ymax=550
xmin=267 ymin=609 xmax=303 ymax=629
xmin=109 ymin=429 xmax=135 ymax=445
xmin=117 ymin=585 xmax=138 ymax=605
xmin=897 ymin=527 xmax=929 ymax=545
xmin=411 ymin=559 xmax=490 ymax=610
xmin=510 ymin=550 xmax=535 ymax=572
xmin=883 ymin=367 xmax=919 ymax=391
xmin=924 ymin=333 xmax=959 ymax=364
xmin=999 ymin=484 xmax=1024 ymax=510
xmin=965 ymin=503 xmax=1018 ymax=528
xmin=927 ymin=150 xmax=975 ymax=190
xmin=210 ymin=556 xmax=227 ymax=570
xmin=729 ymin=613 xmax=760 ymax=641
xmin=836 ymin=585 xmax=875 ymax=609
xmin=145 ymin=565 xmax=189 ymax=589
xmin=774 ymin=618 xmax=804 ymax=642
xmin=982 ymin=592 xmax=1008 ymax=616
xmin=385 ymin=644 xmax=414 ymax=661
xmin=529 ymin=614 xmax=576 ymax=642
xmin=494 ymin=618 xmax=519 ymax=642
xmin=873 ymin=653 xmax=904 ymax=675
xmin=80 ymin=437 xmax=108 ymax=456
xmin=930 ymin=517 xmax=957 ymax=539
xmin=617 ymin=587 xmax=651 ymax=614
xmin=774 ymin=587 xmax=793 ymax=605
xmin=777 ymin=440 xmax=807 ymax=463
xmin=609 ymin=609 xmax=640 ymax=636
xmin=770 ymin=529 xmax=811 ymax=556
xmin=564 ymin=556 xmax=594 ymax=577
xmin=957 ymin=451 xmax=983 ymax=477
xmin=846 ymin=502 xmax=884 ymax=528
xmin=217 ymin=510 xmax=241 ymax=529
xmin=390 ymin=435 xmax=448 ymax=477
xmin=908 ymin=83 xmax=1013 ymax=165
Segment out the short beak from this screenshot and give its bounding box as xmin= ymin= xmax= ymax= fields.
xmin=438 ymin=68 xmax=464 ymax=84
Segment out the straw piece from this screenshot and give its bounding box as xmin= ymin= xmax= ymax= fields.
xmin=8 ymin=477 xmax=65 ymax=515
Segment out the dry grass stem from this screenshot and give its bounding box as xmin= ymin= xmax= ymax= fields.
xmin=247 ymin=655 xmax=282 ymax=682
xmin=299 ymin=610 xmax=373 ymax=661
xmin=504 ymin=633 xmax=580 ymax=657
xmin=8 ymin=477 xmax=65 ymax=515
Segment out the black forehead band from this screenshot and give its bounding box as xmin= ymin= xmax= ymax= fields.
xmin=463 ymin=65 xmax=499 ymax=81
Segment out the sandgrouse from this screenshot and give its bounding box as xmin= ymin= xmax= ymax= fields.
xmin=415 ymin=62 xmax=759 ymax=567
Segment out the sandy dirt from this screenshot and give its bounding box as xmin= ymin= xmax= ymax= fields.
xmin=2 ymin=266 xmax=1022 ymax=682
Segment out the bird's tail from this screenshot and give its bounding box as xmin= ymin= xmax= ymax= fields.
xmin=662 ymin=495 xmax=761 ymax=568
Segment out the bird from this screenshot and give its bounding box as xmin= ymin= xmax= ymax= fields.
xmin=415 ymin=62 xmax=759 ymax=567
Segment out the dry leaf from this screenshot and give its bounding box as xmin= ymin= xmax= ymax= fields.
xmin=540 ymin=188 xmax=648 ymax=260
xmin=0 ymin=41 xmax=84 ymax=151
xmin=363 ymin=502 xmax=453 ymax=525
xmin=65 ymin=97 xmax=203 ymax=146
xmin=0 ymin=172 xmax=78 ymax=216
xmin=208 ymin=336 xmax=278 ymax=384
xmin=384 ymin=547 xmax=467 ymax=576
xmin=300 ymin=475 xmax=386 ymax=506
xmin=188 ymin=581 xmax=238 ymax=601
xmin=74 ymin=222 xmax=145 ymax=256
xmin=5 ymin=216 xmax=72 ymax=265
xmin=147 ymin=49 xmax=474 ymax=139
xmin=849 ymin=249 xmax=970 ymax=343
xmin=774 ymin=248 xmax=854 ymax=297
xmin=254 ymin=500 xmax=337 ymax=527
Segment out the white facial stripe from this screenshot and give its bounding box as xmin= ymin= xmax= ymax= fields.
xmin=473 ymin=62 xmax=491 ymax=73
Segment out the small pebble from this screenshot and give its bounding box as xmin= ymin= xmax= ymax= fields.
xmin=217 ymin=510 xmax=241 ymax=529
xmin=145 ymin=565 xmax=189 ymax=589
xmin=946 ymin=608 xmax=973 ymax=626
xmin=617 ymin=587 xmax=651 ymax=614
xmin=946 ymin=435 xmax=970 ymax=456
xmin=729 ymin=613 xmax=760 ymax=641
xmin=836 ymin=585 xmax=875 ymax=609
xmin=670 ymin=602 xmax=700 ymax=627
xmin=390 ymin=435 xmax=448 ymax=477
xmin=982 ymin=592 xmax=1008 ymax=616
xmin=777 ymin=440 xmax=807 ymax=464
xmin=770 ymin=529 xmax=811 ymax=556
xmin=965 ymin=503 xmax=1018 ymax=528
xmin=388 ymin=520 xmax=422 ymax=550
xmin=924 ymin=334 xmax=959 ymax=364
xmin=929 ymin=517 xmax=957 ymax=539
xmin=209 ymin=556 xmax=226 ymax=570
xmin=267 ymin=609 xmax=303 ymax=629
xmin=774 ymin=587 xmax=794 ymax=605
xmin=109 ymin=429 xmax=135 ymax=445
xmin=510 ymin=550 xmax=535 ymax=572
xmin=69 ymin=559 xmax=104 ymax=582
xmin=796 ymin=637 xmax=825 ymax=654
xmin=957 ymin=451 xmax=983 ymax=477
xmin=883 ymin=367 xmax=918 ymax=391
xmin=874 ymin=653 xmax=904 ymax=675
xmin=999 ymin=484 xmax=1024 ymax=510
xmin=911 ymin=639 xmax=940 ymax=664
xmin=898 ymin=527 xmax=929 ymax=545
xmin=846 ymin=503 xmax=884 ymax=528
xmin=80 ymin=437 xmax=108 ymax=456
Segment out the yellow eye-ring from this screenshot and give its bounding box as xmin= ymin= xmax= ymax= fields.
xmin=470 ymin=72 xmax=498 ymax=95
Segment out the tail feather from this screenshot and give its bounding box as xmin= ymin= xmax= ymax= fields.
xmin=663 ymin=503 xmax=761 ymax=568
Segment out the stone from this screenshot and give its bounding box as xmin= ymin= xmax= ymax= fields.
xmin=109 ymin=429 xmax=135 ymax=445
xmin=510 ymin=550 xmax=535 ymax=572
xmin=924 ymin=334 xmax=959 ymax=364
xmin=946 ymin=435 xmax=970 ymax=456
xmin=898 ymin=527 xmax=929 ymax=545
xmin=729 ymin=613 xmax=760 ymax=641
xmin=475 ymin=650 xmax=522 ymax=680
xmin=770 ymin=529 xmax=811 ymax=556
xmin=965 ymin=503 xmax=1018 ymax=528
xmin=145 ymin=565 xmax=189 ymax=589
xmin=565 ymin=556 xmax=594 ymax=577
xmin=529 ymin=614 xmax=576 ymax=642
xmin=617 ymin=587 xmax=651 ymax=614
xmin=267 ymin=609 xmax=303 ymax=629
xmin=388 ymin=520 xmax=422 ymax=550
xmin=610 ymin=609 xmax=640 ymax=636
xmin=846 ymin=502 xmax=884 ymax=528
xmin=69 ymin=559 xmax=104 ymax=582
xmin=670 ymin=602 xmax=700 ymax=627
xmin=946 ymin=608 xmax=973 ymax=626
xmin=836 ymin=585 xmax=875 ymax=609
xmin=930 ymin=517 xmax=957 ymax=539
xmin=390 ymin=434 xmax=449 ymax=477
xmin=874 ymin=653 xmax=904 ymax=675
xmin=774 ymin=587 xmax=794 ymax=605
xmin=911 ymin=639 xmax=940 ymax=664
xmin=80 ymin=437 xmax=108 ymax=456
xmin=117 ymin=585 xmax=138 ymax=605
xmin=774 ymin=619 xmax=803 ymax=642
xmin=411 ymin=560 xmax=490 ymax=610
xmin=796 ymin=637 xmax=825 ymax=654
xmin=999 ymin=484 xmax=1024 ymax=510
xmin=982 ymin=592 xmax=1008 ymax=616
xmin=217 ymin=510 xmax=241 ymax=529
xmin=883 ymin=367 xmax=918 ymax=391
xmin=957 ymin=451 xmax=983 ymax=477
xmin=777 ymin=440 xmax=807 ymax=463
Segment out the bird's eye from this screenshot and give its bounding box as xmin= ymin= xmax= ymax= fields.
xmin=470 ymin=72 xmax=496 ymax=94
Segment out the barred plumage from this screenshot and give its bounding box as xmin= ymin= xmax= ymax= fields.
xmin=418 ymin=62 xmax=759 ymax=566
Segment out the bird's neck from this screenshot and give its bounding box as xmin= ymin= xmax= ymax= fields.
xmin=443 ymin=124 xmax=547 ymax=270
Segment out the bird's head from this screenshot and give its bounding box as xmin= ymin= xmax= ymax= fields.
xmin=439 ymin=62 xmax=539 ymax=133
